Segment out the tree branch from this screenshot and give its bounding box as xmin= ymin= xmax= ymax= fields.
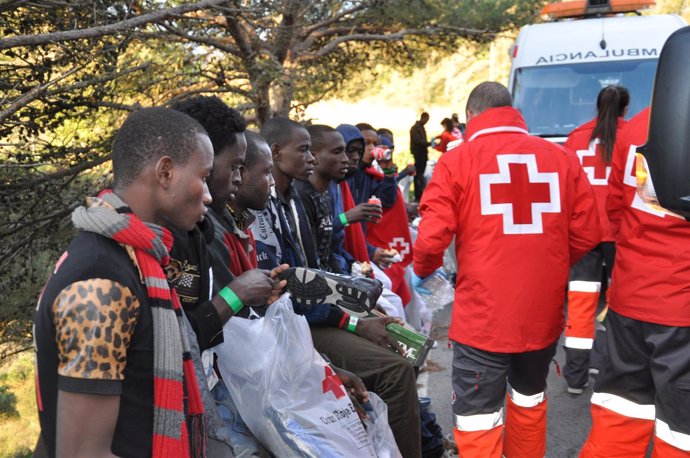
xmin=272 ymin=0 xmax=305 ymax=64
xmin=0 ymin=66 xmax=80 ymax=124
xmin=0 ymin=0 xmax=234 ymax=50
xmin=296 ymin=26 xmax=490 ymax=62
xmin=46 ymin=64 xmax=150 ymax=96
xmin=0 ymin=346 xmax=33 ymax=361
xmin=0 ymin=203 xmax=78 ymax=239
xmin=0 ymin=153 xmax=111 ymax=192
xmin=224 ymin=11 xmax=255 ymax=59
xmin=301 ymin=3 xmax=368 ymax=38
xmin=159 ymin=23 xmax=242 ymax=56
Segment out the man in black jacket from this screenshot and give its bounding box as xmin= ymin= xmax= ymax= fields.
xmin=410 ymin=112 xmax=430 ymax=201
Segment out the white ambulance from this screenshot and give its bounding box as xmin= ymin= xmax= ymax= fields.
xmin=508 ymin=0 xmax=686 ymax=141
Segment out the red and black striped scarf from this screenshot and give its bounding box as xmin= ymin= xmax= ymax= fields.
xmin=72 ymin=190 xmax=205 ymax=458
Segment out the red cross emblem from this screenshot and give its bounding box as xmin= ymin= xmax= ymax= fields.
xmin=322 ymin=366 xmax=346 ymax=399
xmin=576 ymin=140 xmax=610 ymax=185
xmin=389 ymin=237 xmax=411 ymax=257
xmin=480 ymin=154 xmax=561 ymax=234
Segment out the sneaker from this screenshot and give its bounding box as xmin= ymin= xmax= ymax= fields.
xmin=442 ymin=433 xmax=458 ymax=454
xmin=279 ymin=267 xmax=382 ymax=317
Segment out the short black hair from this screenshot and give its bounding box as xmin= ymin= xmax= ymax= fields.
xmin=260 ymin=116 xmax=304 ymax=148
xmin=244 ymin=130 xmax=269 ymax=169
xmin=355 ymin=122 xmax=376 ymax=133
xmin=441 ymin=117 xmax=454 ymax=131
xmin=111 ymin=107 xmax=206 ymax=187
xmin=377 ymin=127 xmax=393 ymax=139
xmin=466 ymin=82 xmax=512 ymax=115
xmin=306 ymin=124 xmax=338 ymax=150
xmin=169 ymin=96 xmax=246 ymax=156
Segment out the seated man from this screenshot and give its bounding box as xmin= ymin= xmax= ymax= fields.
xmin=332 ymin=124 xmax=406 ymax=319
xmin=358 ymin=127 xmax=413 ymax=311
xmin=344 ymin=123 xmax=399 ymax=269
xmin=33 ymin=107 xmax=280 ymax=458
xmin=251 ymin=116 xmax=422 ymax=457
xmin=295 ymin=125 xmax=350 ymax=274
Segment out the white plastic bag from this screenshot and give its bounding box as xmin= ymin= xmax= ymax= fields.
xmin=214 ymin=293 xmax=378 ymax=457
xmin=363 ymin=393 xmax=403 ymax=458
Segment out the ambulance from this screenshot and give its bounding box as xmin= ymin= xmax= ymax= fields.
xmin=508 ymin=0 xmax=686 ymax=141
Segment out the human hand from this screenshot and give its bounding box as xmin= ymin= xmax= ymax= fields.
xmin=345 ymin=202 xmax=382 ymax=224
xmin=267 ymin=264 xmax=289 ymax=304
xmin=403 ymin=164 xmax=416 ymax=176
xmin=332 ymin=366 xmax=369 ymax=419
xmin=378 ymin=158 xmax=394 ymax=171
xmin=411 ymin=272 xmax=431 ymax=296
xmin=355 ymin=316 xmax=404 ymax=354
xmin=372 ymin=248 xmax=394 ymax=269
xmin=228 ymin=269 xmax=276 ymax=307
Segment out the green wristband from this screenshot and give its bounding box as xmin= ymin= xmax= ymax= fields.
xmin=339 ymin=212 xmax=349 ymax=227
xmin=218 ymin=287 xmax=244 ymax=314
xmin=347 ymin=316 xmax=359 ymax=333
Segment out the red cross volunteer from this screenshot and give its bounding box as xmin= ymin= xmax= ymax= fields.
xmin=413 ymin=82 xmax=602 ymax=458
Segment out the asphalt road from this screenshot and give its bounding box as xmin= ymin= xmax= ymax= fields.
xmin=418 ymin=302 xmax=592 ymax=458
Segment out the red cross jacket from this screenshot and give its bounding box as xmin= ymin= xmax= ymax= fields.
xmin=607 ymin=107 xmax=690 ymax=326
xmin=414 ymin=106 xmax=602 ymax=352
xmin=564 ymin=117 xmax=626 ymax=242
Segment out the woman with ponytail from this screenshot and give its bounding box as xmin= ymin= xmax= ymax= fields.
xmin=561 ymin=85 xmax=629 ymax=395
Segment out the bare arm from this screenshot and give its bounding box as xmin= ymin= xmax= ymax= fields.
xmin=56 ymin=391 xmax=120 ymax=458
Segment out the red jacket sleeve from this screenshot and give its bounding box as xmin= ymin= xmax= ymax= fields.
xmin=413 ymin=154 xmax=460 ymax=277
xmin=566 ymin=150 xmax=602 ymax=264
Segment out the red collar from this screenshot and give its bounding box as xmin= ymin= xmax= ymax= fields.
xmin=465 ymin=106 xmax=529 ymax=142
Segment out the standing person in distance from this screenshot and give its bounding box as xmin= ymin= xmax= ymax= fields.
xmin=561 ymin=85 xmax=629 ymax=395
xmin=432 ymin=118 xmax=463 ymax=153
xmin=410 ymin=112 xmax=430 ymax=201
xmin=413 ymin=82 xmax=601 ymax=458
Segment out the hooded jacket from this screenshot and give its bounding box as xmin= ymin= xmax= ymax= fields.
xmin=414 ymin=106 xmax=601 ymax=352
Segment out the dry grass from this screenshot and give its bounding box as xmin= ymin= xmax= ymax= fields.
xmin=0 ymin=352 xmax=39 ymax=458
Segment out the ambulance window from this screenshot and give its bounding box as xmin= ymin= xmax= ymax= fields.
xmin=513 ymin=59 xmax=657 ymax=137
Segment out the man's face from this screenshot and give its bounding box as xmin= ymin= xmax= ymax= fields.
xmin=209 ymin=132 xmax=247 ymax=205
xmin=236 ymin=143 xmax=274 ymax=211
xmin=360 ymin=129 xmax=379 ymax=166
xmin=163 ymin=132 xmax=213 ymax=231
xmin=313 ymin=131 xmax=348 ymax=181
xmin=344 ymin=139 xmax=364 ymax=176
xmin=276 ymin=127 xmax=314 ymax=181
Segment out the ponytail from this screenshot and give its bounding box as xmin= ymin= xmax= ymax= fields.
xmin=590 ymin=85 xmax=630 ymax=162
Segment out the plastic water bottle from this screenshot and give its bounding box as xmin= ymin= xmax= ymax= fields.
xmin=419 ymin=272 xmax=454 ymax=311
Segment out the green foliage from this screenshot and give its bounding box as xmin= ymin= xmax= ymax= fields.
xmin=0 ymin=386 xmax=18 ymax=417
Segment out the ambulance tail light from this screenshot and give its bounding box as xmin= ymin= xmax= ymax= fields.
xmin=635 ymin=153 xmax=684 ymax=219
xmin=511 ymin=44 xmax=518 ymax=59
xmin=540 ymin=0 xmax=656 ymax=20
